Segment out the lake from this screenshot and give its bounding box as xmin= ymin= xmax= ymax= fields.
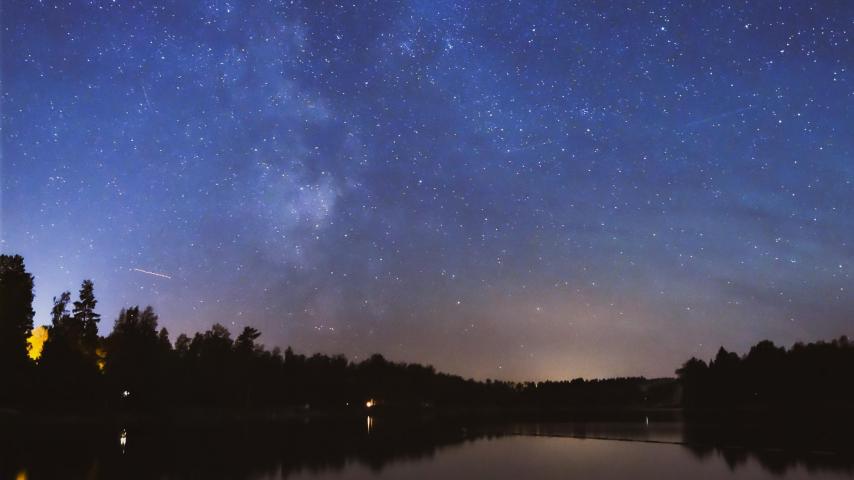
xmin=4 ymin=416 xmax=852 ymax=479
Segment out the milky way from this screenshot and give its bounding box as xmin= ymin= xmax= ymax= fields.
xmin=2 ymin=1 xmax=852 ymax=379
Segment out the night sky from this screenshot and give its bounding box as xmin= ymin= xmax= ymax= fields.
xmin=2 ymin=1 xmax=852 ymax=380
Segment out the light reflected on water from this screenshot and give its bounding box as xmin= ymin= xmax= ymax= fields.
xmin=286 ymin=434 xmax=854 ymax=480
xmin=119 ymin=429 xmax=127 ymax=453
xmin=4 ymin=421 xmax=853 ymax=479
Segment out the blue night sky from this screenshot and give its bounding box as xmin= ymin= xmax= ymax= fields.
xmin=2 ymin=1 xmax=852 ymax=380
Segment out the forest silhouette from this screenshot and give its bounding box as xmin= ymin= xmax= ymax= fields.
xmin=1 ymin=254 xmax=853 ymax=415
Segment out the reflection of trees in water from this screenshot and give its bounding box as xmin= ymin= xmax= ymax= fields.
xmin=682 ymin=420 xmax=854 ymax=476
xmin=5 ymin=418 xmax=854 ymax=478
xmin=683 ymin=442 xmax=854 ymax=476
xmin=1 ymin=418 xmax=498 ymax=479
xmin=481 ymin=418 xmax=854 ymax=477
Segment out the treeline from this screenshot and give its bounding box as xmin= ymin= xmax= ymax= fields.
xmin=2 ymin=254 xmax=852 ymax=414
xmin=677 ymin=338 xmax=854 ymax=409
xmin=0 ymin=255 xmax=677 ymax=412
xmin=1 ymin=256 xmax=508 ymax=411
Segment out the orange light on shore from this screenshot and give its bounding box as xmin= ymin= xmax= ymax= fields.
xmin=365 ymin=399 xmax=376 ymax=408
xmin=96 ymin=348 xmax=107 ymax=372
xmin=27 ymin=326 xmax=48 ymax=361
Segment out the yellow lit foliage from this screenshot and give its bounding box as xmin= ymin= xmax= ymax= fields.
xmin=27 ymin=326 xmax=48 ymax=361
xmin=96 ymin=347 xmax=107 ymax=372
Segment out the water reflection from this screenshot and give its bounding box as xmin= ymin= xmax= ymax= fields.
xmin=0 ymin=418 xmax=851 ymax=479
xmin=119 ymin=428 xmax=127 ymax=453
xmin=682 ymin=421 xmax=854 ymax=476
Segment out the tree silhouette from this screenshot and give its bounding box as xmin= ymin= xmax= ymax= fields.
xmin=0 ymin=254 xmax=35 ymax=403
xmin=39 ymin=291 xmax=102 ymax=409
xmin=72 ymin=279 xmax=101 ymax=354
xmin=105 ymin=306 xmax=166 ymax=408
xmin=677 ymin=337 xmax=854 ymax=409
xmin=235 ymin=326 xmax=262 ymax=355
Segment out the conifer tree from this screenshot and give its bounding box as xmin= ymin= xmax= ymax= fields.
xmin=72 ymin=279 xmax=101 ymax=352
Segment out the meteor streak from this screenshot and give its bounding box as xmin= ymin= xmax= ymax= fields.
xmin=683 ymin=105 xmax=756 ymax=129
xmin=132 ymin=268 xmax=172 ymax=279
xmin=141 ymin=84 xmax=154 ymax=111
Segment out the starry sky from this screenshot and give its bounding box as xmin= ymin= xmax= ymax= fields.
xmin=2 ymin=1 xmax=852 ymax=380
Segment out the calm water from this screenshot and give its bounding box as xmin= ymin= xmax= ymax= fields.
xmin=3 ymin=417 xmax=853 ymax=479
